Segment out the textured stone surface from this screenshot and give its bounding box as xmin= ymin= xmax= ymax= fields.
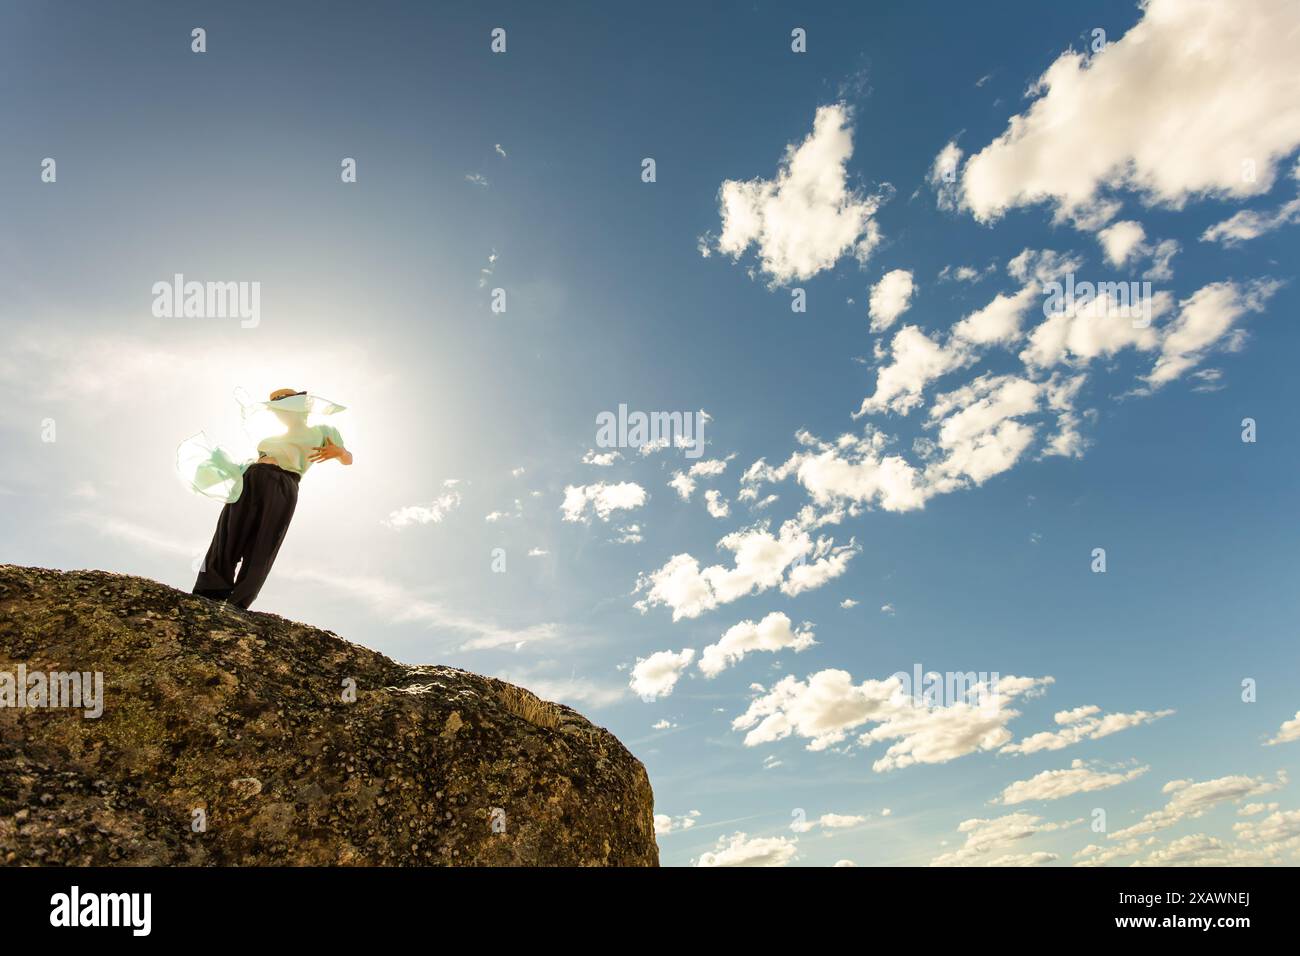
xmin=0 ymin=565 xmax=657 ymax=866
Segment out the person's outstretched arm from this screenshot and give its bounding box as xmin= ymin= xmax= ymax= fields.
xmin=309 ymin=436 xmax=353 ymax=466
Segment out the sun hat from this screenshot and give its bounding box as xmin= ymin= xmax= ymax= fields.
xmin=234 ymin=386 xmax=347 ymax=418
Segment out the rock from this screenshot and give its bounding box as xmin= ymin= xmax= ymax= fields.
xmin=0 ymin=565 xmax=658 ymax=866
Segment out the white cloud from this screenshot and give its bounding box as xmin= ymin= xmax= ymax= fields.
xmin=760 ymin=374 xmax=1044 ymax=516
xmin=868 ymin=269 xmax=916 ymax=332
xmin=1074 ymin=837 xmax=1155 ymax=867
xmin=1089 ymin=806 xmax=1300 ymax=866
xmin=710 ymin=103 xmax=886 ymax=285
xmin=1091 ymin=220 xmax=1182 ymax=278
xmin=930 ymin=812 xmax=1079 ymax=867
xmin=732 ymin=669 xmax=1054 ymax=771
xmin=630 ymin=648 xmax=695 ymax=701
xmin=862 ymin=675 xmax=1054 ymax=772
xmin=696 ymin=831 xmax=798 ymax=867
xmin=665 ymin=454 xmax=730 ymax=493
xmin=1190 ymin=368 xmax=1225 ymax=393
xmin=930 ymin=140 xmax=963 ymax=211
xmin=791 ymin=812 xmax=866 ymax=834
xmin=1233 ymin=808 xmax=1300 ymax=857
xmin=1239 ymin=802 xmax=1279 ymax=817
xmin=856 ymin=324 xmax=972 ymax=416
xmin=1096 ymin=220 xmax=1146 ymax=266
xmin=582 ymin=449 xmax=621 ymax=466
xmin=704 ymin=489 xmax=730 ymax=518
xmin=1265 ymin=710 xmax=1300 ymax=746
xmin=1007 ymin=247 xmax=1085 ymax=286
xmin=1085 ymin=831 xmax=1290 ymax=868
xmin=1130 ymin=834 xmax=1232 ymax=867
xmin=561 ymin=481 xmax=647 ymax=522
xmin=478 ymin=248 xmax=498 ymax=287
xmin=949 ymin=0 xmax=1300 ymax=227
xmin=488 ymin=500 xmax=524 ymax=523
xmin=1143 ymin=239 xmax=1179 ymax=281
xmin=856 ymin=256 xmax=1066 ymax=420
xmin=1144 ymin=279 xmax=1281 ymax=388
xmin=634 ymin=518 xmax=855 ymax=620
xmin=987 ymin=852 xmax=1061 ymax=867
xmin=732 ymin=669 xmax=898 ymax=753
xmin=819 ymin=813 xmax=865 ymax=829
xmin=995 ymin=760 xmax=1149 ymax=805
xmin=613 ymin=523 xmax=644 ymax=545
xmin=1040 ymin=373 xmax=1089 ymax=459
xmin=1002 ymin=704 xmax=1174 ymax=755
xmin=1020 ymin=288 xmax=1171 ymax=371
xmin=840 ymin=598 xmax=858 ymax=609
xmin=783 ymin=536 xmax=858 ymax=597
xmin=689 ymin=458 xmax=730 ymax=477
xmin=1201 ymin=197 xmax=1300 ymax=246
xmin=668 ymin=458 xmax=730 ymax=503
xmin=383 ymin=490 xmax=463 ymax=528
xmin=699 ymin=611 xmax=816 ymax=677
xmin=950 ymin=283 xmax=1039 ymax=346
xmin=746 ymin=430 xmax=928 ymax=514
xmin=1109 ymin=771 xmax=1288 ymax=840
xmin=923 ymin=373 xmax=1040 ymax=490
xmin=654 ymin=809 xmax=700 ymax=834
xmin=938 ymin=263 xmax=991 ymax=283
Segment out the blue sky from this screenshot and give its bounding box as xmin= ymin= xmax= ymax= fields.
xmin=2 ymin=0 xmax=1298 ymax=866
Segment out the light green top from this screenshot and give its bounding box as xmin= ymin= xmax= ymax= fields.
xmin=257 ymin=423 xmax=344 ymax=476
xmin=176 ymin=391 xmax=347 ymax=503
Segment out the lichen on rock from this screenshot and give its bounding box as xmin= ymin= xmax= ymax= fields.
xmin=0 ymin=565 xmax=658 ymax=866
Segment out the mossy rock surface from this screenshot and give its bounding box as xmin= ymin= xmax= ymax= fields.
xmin=0 ymin=565 xmax=658 ymax=867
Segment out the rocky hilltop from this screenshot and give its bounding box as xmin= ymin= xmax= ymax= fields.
xmin=0 ymin=565 xmax=657 ymax=866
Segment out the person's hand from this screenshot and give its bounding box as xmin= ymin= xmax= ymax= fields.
xmin=309 ymin=437 xmax=347 ymax=463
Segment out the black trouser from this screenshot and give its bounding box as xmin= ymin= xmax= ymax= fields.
xmin=193 ymin=462 xmax=300 ymax=609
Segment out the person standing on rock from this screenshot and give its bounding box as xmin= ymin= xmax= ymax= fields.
xmin=177 ymin=387 xmax=353 ymax=610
